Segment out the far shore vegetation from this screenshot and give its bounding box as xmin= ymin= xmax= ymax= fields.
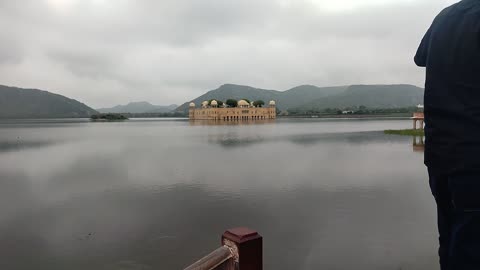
xmin=92 ymin=106 xmax=420 ymax=119
xmin=286 ymin=106 xmax=418 ymax=117
xmin=384 ymin=129 xmax=424 ymax=136
xmin=91 ymin=113 xmax=129 ymax=121
xmin=123 ymin=112 xmax=186 ymax=118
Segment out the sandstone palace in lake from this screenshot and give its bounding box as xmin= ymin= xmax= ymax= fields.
xmin=189 ymin=99 xmax=276 ymax=121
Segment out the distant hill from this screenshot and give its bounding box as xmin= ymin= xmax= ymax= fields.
xmin=176 ymin=84 xmax=282 ymax=112
xmin=176 ymin=84 xmax=423 ymax=112
xmin=0 ymin=85 xmax=98 ymax=119
xmin=97 ymin=102 xmax=177 ymax=114
xmin=293 ymin=84 xmax=424 ymax=111
xmin=278 ymin=85 xmax=349 ymax=110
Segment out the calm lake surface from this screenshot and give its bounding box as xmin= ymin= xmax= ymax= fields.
xmin=0 ymin=118 xmax=436 ymax=270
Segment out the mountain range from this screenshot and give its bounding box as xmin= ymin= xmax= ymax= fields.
xmin=176 ymin=84 xmax=424 ymax=112
xmin=0 ymin=83 xmax=424 ymax=119
xmin=97 ymin=102 xmax=177 ymax=114
xmin=0 ymin=85 xmax=97 ymax=118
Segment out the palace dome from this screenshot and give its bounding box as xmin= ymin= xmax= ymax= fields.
xmin=238 ymin=100 xmax=249 ymax=107
xmin=211 ymin=100 xmax=218 ymax=106
xmin=269 ymin=100 xmax=276 ymax=106
xmin=202 ymin=101 xmax=209 ymax=107
xmin=189 ymin=102 xmax=196 ymax=107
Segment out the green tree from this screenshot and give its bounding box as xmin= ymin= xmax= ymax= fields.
xmin=225 ymin=99 xmax=238 ymax=107
xmin=253 ymin=100 xmax=265 ymax=107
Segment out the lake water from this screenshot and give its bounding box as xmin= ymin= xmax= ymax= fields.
xmin=0 ymin=118 xmax=436 ymax=270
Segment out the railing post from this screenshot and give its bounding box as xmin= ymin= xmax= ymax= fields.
xmin=222 ymin=227 xmax=263 ymax=270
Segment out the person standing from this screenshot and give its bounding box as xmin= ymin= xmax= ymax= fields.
xmin=415 ymin=1 xmax=480 ymax=269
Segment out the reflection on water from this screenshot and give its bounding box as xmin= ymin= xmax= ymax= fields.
xmin=0 ymin=140 xmax=55 ymax=152
xmin=208 ymin=130 xmax=411 ymax=148
xmin=0 ymin=118 xmax=437 ymax=270
xmin=413 ymin=136 xmax=426 ymax=153
xmin=189 ymin=119 xmax=276 ymax=126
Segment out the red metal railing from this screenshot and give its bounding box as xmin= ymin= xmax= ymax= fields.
xmin=184 ymin=228 xmax=262 ymax=270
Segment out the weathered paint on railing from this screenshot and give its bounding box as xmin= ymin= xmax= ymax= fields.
xmin=184 ymin=246 xmax=234 ymax=270
xmin=184 ymin=228 xmax=262 ymax=270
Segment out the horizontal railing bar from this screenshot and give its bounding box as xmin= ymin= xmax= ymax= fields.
xmin=184 ymin=246 xmax=233 ymax=270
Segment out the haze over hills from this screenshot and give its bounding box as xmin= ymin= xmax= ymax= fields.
xmin=176 ymin=84 xmax=347 ymax=112
xmin=176 ymin=84 xmax=424 ymax=112
xmin=292 ymin=84 xmax=424 ymax=112
xmin=0 ymin=85 xmax=97 ymax=119
xmin=278 ymin=85 xmax=349 ymax=109
xmin=0 ymin=83 xmax=424 ymax=119
xmin=176 ymin=84 xmax=282 ymax=112
xmin=97 ymin=102 xmax=177 ymax=114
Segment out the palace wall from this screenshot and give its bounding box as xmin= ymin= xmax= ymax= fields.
xmin=189 ymin=106 xmax=276 ymax=120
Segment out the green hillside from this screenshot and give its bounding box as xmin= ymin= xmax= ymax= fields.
xmin=98 ymin=102 xmax=177 ymax=114
xmin=176 ymin=84 xmax=423 ymax=113
xmin=176 ymin=84 xmax=349 ymax=112
xmin=293 ymin=84 xmax=424 ymax=112
xmin=0 ymin=85 xmax=98 ymax=118
xmin=278 ymin=85 xmax=349 ymax=110
xmin=176 ymin=84 xmax=282 ymax=112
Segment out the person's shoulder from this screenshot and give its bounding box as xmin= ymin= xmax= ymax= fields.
xmin=437 ymin=2 xmax=460 ymax=18
xmin=429 ymin=1 xmax=474 ymax=27
xmin=436 ymin=0 xmax=478 ymax=19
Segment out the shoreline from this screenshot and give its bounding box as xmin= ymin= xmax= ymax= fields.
xmin=278 ymin=114 xmax=411 ymax=119
xmin=384 ymin=129 xmax=425 ymax=136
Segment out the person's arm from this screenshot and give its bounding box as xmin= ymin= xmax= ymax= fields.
xmin=414 ymin=27 xmax=432 ymax=67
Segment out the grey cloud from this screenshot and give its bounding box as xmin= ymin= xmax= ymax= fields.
xmin=0 ymin=0 xmax=456 ymax=108
xmin=0 ymin=38 xmax=23 ymax=65
xmin=48 ymin=49 xmax=116 ymax=80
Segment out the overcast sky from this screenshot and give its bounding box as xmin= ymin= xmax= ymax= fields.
xmin=0 ymin=0 xmax=457 ymax=108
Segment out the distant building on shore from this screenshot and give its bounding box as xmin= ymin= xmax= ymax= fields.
xmin=189 ymin=100 xmax=277 ymax=121
xmin=412 ymin=104 xmax=424 ymax=130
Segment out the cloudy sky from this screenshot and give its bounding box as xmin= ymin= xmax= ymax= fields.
xmin=0 ymin=0 xmax=457 ymax=108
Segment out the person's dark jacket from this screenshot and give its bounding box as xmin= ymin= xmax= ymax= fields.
xmin=415 ymin=0 xmax=480 ymax=173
